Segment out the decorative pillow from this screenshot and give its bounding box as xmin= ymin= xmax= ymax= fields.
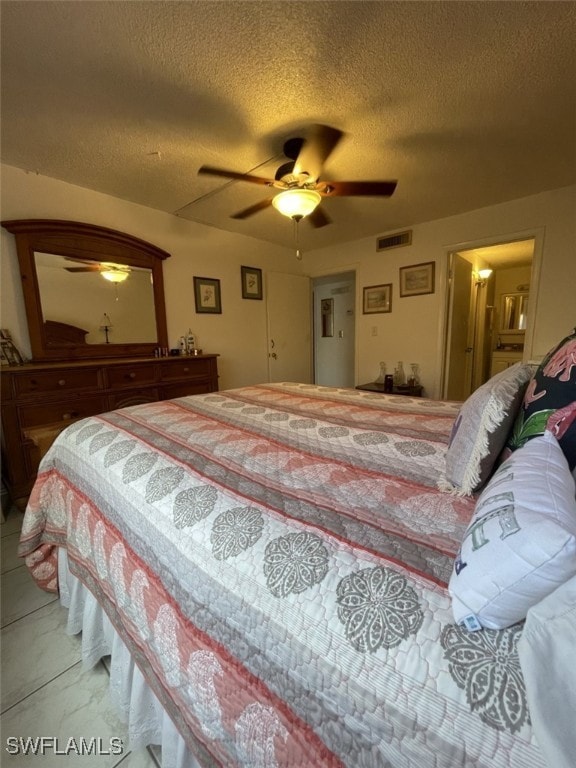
xmin=507 ymin=327 xmax=576 ymax=470
xmin=440 ymin=362 xmax=535 ymax=496
xmin=449 ymin=431 xmax=576 ymax=631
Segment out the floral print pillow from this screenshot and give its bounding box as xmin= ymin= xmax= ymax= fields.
xmin=507 ymin=327 xmax=576 ymax=469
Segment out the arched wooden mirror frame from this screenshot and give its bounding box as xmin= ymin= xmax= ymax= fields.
xmin=2 ymin=219 xmax=170 ymax=361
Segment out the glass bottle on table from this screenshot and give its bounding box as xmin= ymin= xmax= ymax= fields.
xmin=394 ymin=361 xmax=406 ymax=386
xmin=375 ymin=362 xmax=387 ymax=384
xmin=409 ymin=363 xmax=420 ymax=387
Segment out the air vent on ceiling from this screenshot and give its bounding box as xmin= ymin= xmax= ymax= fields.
xmin=376 ymin=230 xmax=412 ymax=251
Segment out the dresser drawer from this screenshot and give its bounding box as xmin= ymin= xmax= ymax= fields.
xmin=1 ymin=355 xmax=218 ymax=504
xmin=107 ymin=364 xmax=158 ymax=389
xmin=160 ymin=381 xmax=213 ymax=400
xmin=13 ymin=367 xmax=101 ymax=396
xmin=108 ymin=388 xmax=159 ymax=410
xmin=159 ymin=358 xmax=212 ymax=381
xmin=18 ymin=395 xmax=108 ymax=428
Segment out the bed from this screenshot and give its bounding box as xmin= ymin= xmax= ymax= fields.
xmin=18 ymin=381 xmax=553 ymax=768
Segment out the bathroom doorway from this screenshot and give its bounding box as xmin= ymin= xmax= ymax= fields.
xmin=443 ymin=238 xmax=536 ymax=401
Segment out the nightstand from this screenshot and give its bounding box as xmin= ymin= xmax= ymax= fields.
xmin=356 ymin=382 xmax=423 ymax=397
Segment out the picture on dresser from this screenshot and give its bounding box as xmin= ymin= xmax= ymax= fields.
xmin=0 ymin=332 xmax=23 ymax=366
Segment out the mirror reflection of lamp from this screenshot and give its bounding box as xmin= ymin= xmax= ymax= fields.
xmin=101 ymin=266 xmax=130 ymax=283
xmin=101 ymin=265 xmax=130 ymax=301
xmin=99 ymin=313 xmax=112 ymax=344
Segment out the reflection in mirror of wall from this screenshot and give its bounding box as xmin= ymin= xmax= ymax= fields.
xmin=35 ymin=252 xmax=157 ymax=344
xmin=500 ymin=292 xmax=528 ymax=332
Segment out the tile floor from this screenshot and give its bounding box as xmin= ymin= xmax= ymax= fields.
xmin=1 ymin=505 xmax=162 ymax=766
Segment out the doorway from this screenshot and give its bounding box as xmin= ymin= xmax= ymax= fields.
xmin=312 ymin=272 xmax=356 ymax=387
xmin=443 ymin=238 xmax=535 ymax=401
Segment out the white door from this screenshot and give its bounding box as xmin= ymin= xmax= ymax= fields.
xmin=266 ymin=272 xmax=312 ymax=383
xmin=443 ymin=254 xmax=475 ymax=400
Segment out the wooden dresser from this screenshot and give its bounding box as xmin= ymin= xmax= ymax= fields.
xmin=1 ymin=354 xmax=219 ymax=504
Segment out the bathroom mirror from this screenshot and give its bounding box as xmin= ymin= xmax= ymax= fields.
xmin=2 ymin=219 xmax=170 ymax=361
xmin=500 ymin=292 xmax=529 ymax=332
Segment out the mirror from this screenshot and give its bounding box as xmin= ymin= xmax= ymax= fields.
xmin=2 ymin=219 xmax=169 ymax=361
xmin=500 ymin=292 xmax=528 ymax=332
xmin=35 ymin=253 xmax=157 ymax=345
xmin=321 ymin=298 xmax=334 ymax=337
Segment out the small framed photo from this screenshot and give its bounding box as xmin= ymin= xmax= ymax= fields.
xmin=399 ymin=261 xmax=435 ymax=297
xmin=193 ymin=276 xmax=222 ymax=314
xmin=241 ymin=266 xmax=263 ymax=300
xmin=363 ymin=283 xmax=392 ymax=314
xmin=0 ymin=337 xmax=24 ymax=366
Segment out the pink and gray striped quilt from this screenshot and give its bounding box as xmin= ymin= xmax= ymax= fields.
xmin=19 ymin=383 xmax=547 ymax=767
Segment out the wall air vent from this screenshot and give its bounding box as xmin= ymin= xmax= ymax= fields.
xmin=376 ymin=230 xmax=412 ymax=251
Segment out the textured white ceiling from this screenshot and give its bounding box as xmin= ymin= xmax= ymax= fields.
xmin=1 ymin=1 xmax=575 ymax=251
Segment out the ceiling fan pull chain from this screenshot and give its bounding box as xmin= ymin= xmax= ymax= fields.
xmin=293 ymin=218 xmax=303 ymax=260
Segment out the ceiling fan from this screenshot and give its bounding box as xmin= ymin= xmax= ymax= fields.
xmin=198 ymin=124 xmax=397 ymax=228
xmin=64 ymin=257 xmax=131 ymax=283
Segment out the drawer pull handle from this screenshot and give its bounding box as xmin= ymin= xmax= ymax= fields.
xmin=62 ymin=412 xmax=78 ymax=420
xmin=128 ymin=372 xmax=137 ymax=379
xmin=183 ymin=367 xmax=189 ymax=373
xmin=58 ymin=379 xmax=66 ymax=386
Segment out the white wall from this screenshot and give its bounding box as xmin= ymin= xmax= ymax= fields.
xmin=0 ymin=164 xmax=300 ymax=390
xmin=304 ymin=185 xmax=576 ymax=397
xmin=2 ymin=164 xmax=574 ymax=397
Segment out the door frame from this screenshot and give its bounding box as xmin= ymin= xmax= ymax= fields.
xmin=443 ymin=253 xmax=475 ymax=401
xmin=309 ymin=264 xmax=360 ymax=385
xmin=439 ymin=227 xmax=544 ymax=398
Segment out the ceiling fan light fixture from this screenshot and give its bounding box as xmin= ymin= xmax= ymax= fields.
xmin=272 ymin=188 xmax=322 ymax=219
xmin=101 ymin=267 xmax=130 ymax=283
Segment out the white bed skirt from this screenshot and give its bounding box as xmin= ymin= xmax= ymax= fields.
xmin=58 ymin=548 xmax=201 ymax=768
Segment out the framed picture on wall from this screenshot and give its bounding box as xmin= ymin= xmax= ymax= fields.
xmin=362 ymin=283 xmax=392 ymax=314
xmin=193 ymin=276 xmax=222 ymax=314
xmin=241 ymin=266 xmax=263 ymax=300
xmin=399 ymin=262 xmax=435 ymax=297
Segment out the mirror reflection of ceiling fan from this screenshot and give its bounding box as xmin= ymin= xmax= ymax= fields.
xmin=198 ymin=124 xmax=398 ymax=228
xmin=64 ymin=257 xmax=131 ymax=283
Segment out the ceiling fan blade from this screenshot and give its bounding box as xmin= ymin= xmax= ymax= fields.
xmin=320 ymin=180 xmax=398 ymax=197
xmin=293 ymin=124 xmax=344 ymax=182
xmin=231 ymin=197 xmax=274 ymax=220
xmin=64 ymin=256 xmax=97 ymax=265
xmin=198 ymin=165 xmax=273 ymax=186
xmin=65 ymin=266 xmax=101 ymax=272
xmin=308 ymin=206 xmax=332 ymax=229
